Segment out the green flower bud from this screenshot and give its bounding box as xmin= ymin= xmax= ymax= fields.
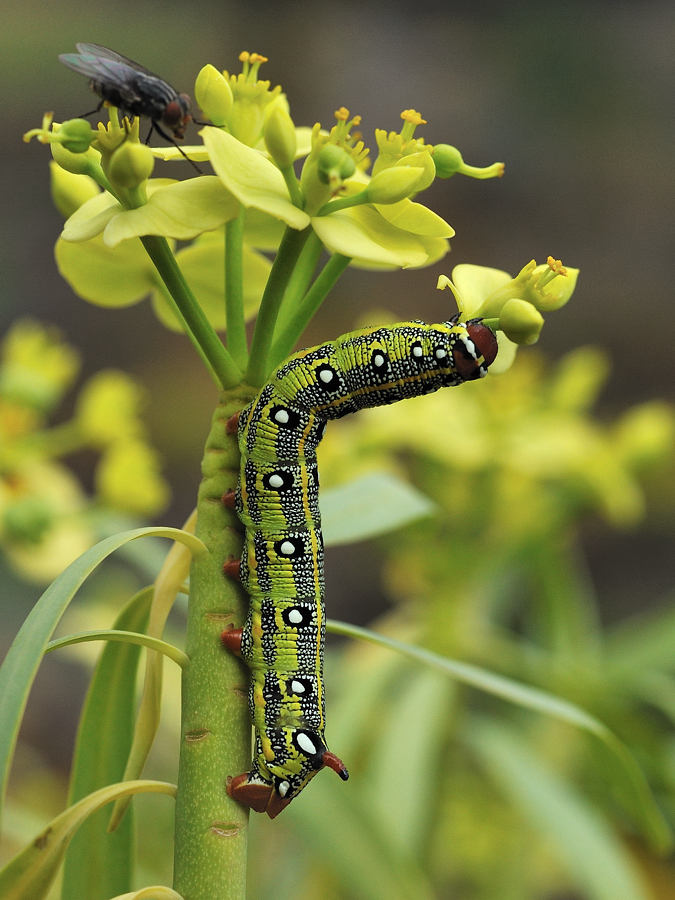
xmin=433 ymin=144 xmax=463 ymax=178
xmin=433 ymin=144 xmax=504 ymax=180
xmin=616 ymin=402 xmax=675 ymax=469
xmin=195 ymin=64 xmax=233 ymax=127
xmin=498 ymin=298 xmax=544 ymax=345
xmin=49 ymin=162 xmax=100 ymax=217
xmin=317 ymin=144 xmax=355 ymax=184
xmin=108 ymin=141 xmax=155 ymax=190
xmin=3 ymin=497 xmax=54 ymax=544
xmin=264 ymin=105 xmax=297 ymax=169
xmin=57 ymin=118 xmax=96 ymax=154
xmin=366 ymin=166 xmax=425 ymax=204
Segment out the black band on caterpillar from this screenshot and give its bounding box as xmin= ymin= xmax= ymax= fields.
xmin=223 ymin=319 xmax=498 ymax=817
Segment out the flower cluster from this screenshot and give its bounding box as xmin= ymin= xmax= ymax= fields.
xmin=27 ymin=51 xmax=508 ymax=339
xmin=0 ymin=320 xmax=169 ymax=581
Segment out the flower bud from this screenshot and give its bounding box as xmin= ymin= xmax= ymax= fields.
xmin=3 ymin=497 xmax=54 ymax=544
xmin=108 ymin=141 xmax=155 ymax=190
xmin=616 ymin=402 xmax=675 ymax=469
xmin=57 ymin=118 xmax=96 ymax=154
xmin=49 ymin=162 xmax=100 ymax=217
xmin=394 ymin=150 xmax=435 ymax=191
xmin=433 ymin=144 xmax=464 ymax=178
xmin=51 ymin=141 xmax=101 ymax=176
xmin=317 ymin=144 xmax=355 ymax=184
xmin=433 ymin=144 xmax=504 ymax=180
xmin=264 ymin=105 xmax=297 ymax=168
xmin=96 ymin=440 xmax=169 ymax=516
xmin=366 ymin=166 xmax=425 ymax=204
xmin=195 ymin=64 xmax=233 ymax=127
xmin=498 ymin=298 xmax=544 ymax=345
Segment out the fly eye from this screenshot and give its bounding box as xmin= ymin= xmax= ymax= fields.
xmin=163 ymin=101 xmax=183 ymax=127
xmin=179 ymin=92 xmax=192 ymax=114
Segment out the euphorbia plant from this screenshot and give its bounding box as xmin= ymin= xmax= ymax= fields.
xmin=3 ymin=49 xmax=666 ymax=900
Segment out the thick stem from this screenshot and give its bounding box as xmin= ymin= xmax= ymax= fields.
xmin=173 ymin=384 xmax=257 ymax=900
xmin=270 ymin=253 xmax=352 ymax=367
xmin=225 ymin=211 xmax=249 ymax=371
xmin=274 ymin=230 xmax=325 ymax=335
xmin=141 ymin=236 xmax=242 ymax=390
xmin=245 ymin=225 xmax=312 ymax=387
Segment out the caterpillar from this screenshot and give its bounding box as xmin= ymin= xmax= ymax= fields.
xmin=221 ymin=316 xmax=498 ymax=818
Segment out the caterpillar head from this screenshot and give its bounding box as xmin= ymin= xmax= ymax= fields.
xmin=451 ymin=319 xmax=498 ymax=381
xmin=227 ymin=737 xmax=349 ymax=818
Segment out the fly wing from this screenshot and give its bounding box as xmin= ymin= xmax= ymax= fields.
xmin=74 ymin=43 xmax=157 ymax=77
xmin=59 ymin=50 xmax=146 ymax=93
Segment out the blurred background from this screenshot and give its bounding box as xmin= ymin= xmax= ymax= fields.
xmin=2 ymin=1 xmax=675 ymax=898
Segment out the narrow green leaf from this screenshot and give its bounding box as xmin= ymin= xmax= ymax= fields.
xmin=0 ymin=780 xmax=176 ymax=900
xmin=365 ymin=668 xmax=454 ymax=854
xmin=606 ymin=595 xmax=675 ymax=678
xmin=321 ymin=471 xmax=435 ymax=547
xmin=109 ymin=889 xmax=184 ymax=900
xmin=0 ymin=527 xmax=206 ymax=832
xmin=468 ymin=717 xmax=650 ymax=900
xmin=60 ymin=588 xmax=152 ymax=900
xmin=46 ymin=630 xmax=189 ymax=669
xmin=109 ymin=514 xmax=197 ymax=832
xmin=326 ymin=619 xmax=672 ymax=851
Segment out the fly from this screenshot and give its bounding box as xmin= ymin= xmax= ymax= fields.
xmin=59 ymin=43 xmax=201 ymax=172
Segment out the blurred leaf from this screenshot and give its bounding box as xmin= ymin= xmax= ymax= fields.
xmin=468 ymin=717 xmax=650 ymax=900
xmin=60 ymin=588 xmax=152 ymax=900
xmin=109 ymin=512 xmax=197 ymax=832
xmin=0 ymin=780 xmax=176 ymax=900
xmin=46 ymin=629 xmax=188 ymax=668
xmin=286 ymin=774 xmax=434 ymax=900
xmin=108 ymin=889 xmax=183 ymax=900
xmin=0 ymin=527 xmax=206 ymax=832
xmin=606 ymin=597 xmax=675 ymax=678
xmin=365 ymin=667 xmax=454 ymax=855
xmin=326 ymin=619 xmax=672 ymax=851
xmin=321 ymin=471 xmax=435 ymax=547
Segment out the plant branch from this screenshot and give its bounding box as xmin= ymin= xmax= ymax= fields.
xmin=225 ymin=209 xmax=249 ymax=371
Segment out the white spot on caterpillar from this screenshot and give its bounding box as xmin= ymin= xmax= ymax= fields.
xmin=280 ymin=540 xmax=296 ymax=556
xmin=291 ymin=680 xmax=306 ymax=693
xmin=412 ymin=345 xmax=424 ymax=358
xmin=269 ymin=474 xmax=284 ymax=488
xmin=288 ymin=609 xmax=303 ymax=624
xmin=319 ymin=368 xmax=335 ymax=383
xmin=297 ymin=732 xmax=317 ymax=755
xmin=274 ymin=409 xmax=290 ymax=424
xmin=373 ymin=353 xmax=385 ymax=366
xmin=278 ymin=781 xmax=290 ymax=797
xmin=435 ymin=348 xmax=447 ymax=359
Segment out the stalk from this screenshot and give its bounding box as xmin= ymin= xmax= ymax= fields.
xmin=173 ymin=383 xmax=257 ymax=900
xmin=141 ymin=235 xmax=242 ymax=390
xmin=225 ymin=210 xmax=249 ymax=371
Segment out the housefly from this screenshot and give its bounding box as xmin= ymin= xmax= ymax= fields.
xmin=59 ymin=43 xmax=201 ymax=171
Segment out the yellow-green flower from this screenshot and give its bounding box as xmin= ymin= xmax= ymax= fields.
xmin=438 ymin=258 xmax=579 ymax=373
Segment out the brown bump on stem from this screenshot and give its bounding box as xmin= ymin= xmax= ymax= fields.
xmin=205 ymin=611 xmax=235 ymax=621
xmin=223 ymin=557 xmax=241 ymax=580
xmin=185 ymin=728 xmax=211 ymax=742
xmin=225 ymin=411 xmax=240 ymax=434
xmin=221 ymin=626 xmax=243 ymax=655
xmin=210 ymin=823 xmax=240 ymax=837
xmin=222 ymin=489 xmax=237 ymax=509
xmin=226 ymin=773 xmax=273 ymax=814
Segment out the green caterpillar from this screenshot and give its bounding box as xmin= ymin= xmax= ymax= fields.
xmin=221 ymin=316 xmax=498 ymax=817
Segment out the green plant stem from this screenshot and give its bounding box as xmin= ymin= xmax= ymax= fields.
xmin=280 ymin=164 xmax=304 ymax=208
xmin=270 ymin=253 xmax=352 ymax=367
xmin=245 ymin=225 xmax=312 ymax=387
xmin=173 ymin=384 xmax=258 ymax=900
xmin=156 ymin=282 xmax=221 ymax=384
xmin=45 ymin=630 xmax=189 ymax=668
xmin=275 ymin=230 xmax=325 ymax=335
xmin=140 ymin=235 xmax=242 ymax=389
xmin=225 ymin=210 xmax=249 ymax=371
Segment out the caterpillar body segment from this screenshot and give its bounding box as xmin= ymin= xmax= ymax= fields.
xmin=225 ymin=319 xmax=497 ymax=817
